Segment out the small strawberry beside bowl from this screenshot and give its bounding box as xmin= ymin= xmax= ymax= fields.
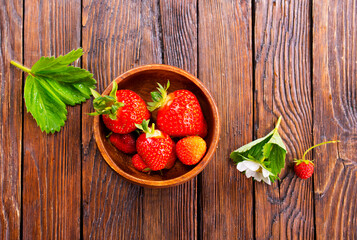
xmin=92 ymin=64 xmax=220 ymax=188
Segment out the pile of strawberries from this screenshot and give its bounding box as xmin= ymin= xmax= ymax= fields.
xmin=91 ymin=81 xmax=208 ymax=173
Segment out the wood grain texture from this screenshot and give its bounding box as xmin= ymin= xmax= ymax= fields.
xmin=254 ymin=0 xmax=314 ymax=239
xmin=198 ymin=0 xmax=254 ymax=239
xmin=0 ymin=0 xmax=22 ymax=239
xmin=22 ymin=0 xmax=81 ymax=239
xmin=82 ymin=0 xmax=161 ymax=238
xmin=313 ymin=0 xmax=357 ymax=239
xmin=142 ymin=1 xmax=198 ymax=239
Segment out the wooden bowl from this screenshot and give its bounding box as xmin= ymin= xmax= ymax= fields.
xmin=93 ymin=64 xmax=220 ymax=188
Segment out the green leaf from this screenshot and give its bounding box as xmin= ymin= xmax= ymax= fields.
xmin=230 ymin=130 xmax=272 ymax=163
xmin=37 ymin=75 xmax=92 ymax=106
xmin=268 ymin=145 xmax=286 ymax=176
xmin=35 ymin=66 xmax=95 ymax=84
xmin=24 ymin=75 xmax=67 ymax=134
xmin=31 ymin=48 xmax=84 ymax=72
xmin=230 ymin=116 xmax=287 ymax=183
xmin=11 ymin=48 xmax=96 ymax=134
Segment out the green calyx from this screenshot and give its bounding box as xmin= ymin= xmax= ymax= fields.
xmin=88 ymin=81 xmax=124 ymax=120
xmin=294 ymin=140 xmax=340 ymax=166
xmin=147 ymin=81 xmax=170 ymax=112
xmin=135 ymin=119 xmax=156 ymax=138
xmin=294 ymin=159 xmax=314 ymax=166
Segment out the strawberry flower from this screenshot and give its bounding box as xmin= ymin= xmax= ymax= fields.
xmin=236 ymin=160 xmax=273 ymax=185
xmin=231 ymin=116 xmax=287 ymax=185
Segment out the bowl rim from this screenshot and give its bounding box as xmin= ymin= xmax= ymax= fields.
xmin=93 ymin=64 xmax=220 ymax=188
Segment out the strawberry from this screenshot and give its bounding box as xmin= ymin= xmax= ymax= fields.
xmin=135 ymin=120 xmax=176 ymax=171
xmin=109 ymin=132 xmax=136 ymax=154
xmin=165 ymin=144 xmax=176 ymax=169
xmin=90 ymin=82 xmax=150 ymax=134
xmin=176 ymin=136 xmax=207 ymax=165
xmin=147 ymin=81 xmax=207 ymax=138
xmin=132 ymin=154 xmax=150 ymax=172
xmin=294 ymin=140 xmax=340 ymax=179
xmin=294 ymin=160 xmax=314 ymax=179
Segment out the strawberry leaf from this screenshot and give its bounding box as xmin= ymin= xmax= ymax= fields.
xmin=24 ymin=75 xmax=67 ymax=133
xmin=12 ymin=48 xmax=96 ymax=134
xmin=31 ymin=48 xmax=84 ymax=72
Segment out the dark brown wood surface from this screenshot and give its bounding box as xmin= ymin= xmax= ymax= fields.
xmin=1 ymin=0 xmax=356 ymax=239
xmin=82 ymin=0 xmax=147 ymax=238
xmin=254 ymin=0 xmax=314 ymax=239
xmin=0 ymin=1 xmax=22 ymax=239
xmin=313 ymin=0 xmax=357 ymax=239
xmin=198 ymin=1 xmax=254 ymax=239
xmin=22 ymin=0 xmax=82 ymax=239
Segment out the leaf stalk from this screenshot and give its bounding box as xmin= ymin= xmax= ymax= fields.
xmin=10 ymin=61 xmax=32 ymax=74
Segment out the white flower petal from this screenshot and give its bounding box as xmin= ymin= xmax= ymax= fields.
xmin=262 ymin=175 xmax=271 ymax=185
xmin=253 ymin=172 xmax=263 ymax=182
xmin=243 ymin=161 xmax=260 ymax=171
xmin=237 ymin=162 xmax=248 ymax=172
xmin=262 ymin=167 xmax=272 ymax=178
xmin=245 ymin=169 xmax=257 ymax=178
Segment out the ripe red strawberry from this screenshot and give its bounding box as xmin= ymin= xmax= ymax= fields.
xmin=147 ymin=81 xmax=207 ymax=138
xmin=294 ymin=160 xmax=314 ymax=179
xmin=165 ymin=145 xmax=176 ymax=169
xmin=294 ymin=140 xmax=340 ymax=179
xmin=135 ymin=120 xmax=176 ymax=171
xmin=132 ymin=154 xmax=150 ymax=172
xmin=90 ymin=81 xmax=150 ymax=134
xmin=109 ymin=133 xmax=136 ymax=154
xmin=176 ymin=136 xmax=207 ymax=165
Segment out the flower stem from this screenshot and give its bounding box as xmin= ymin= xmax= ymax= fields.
xmin=302 ymin=140 xmax=340 ymax=160
xmin=10 ymin=61 xmax=32 ymax=74
xmin=274 ymin=116 xmax=282 ymax=132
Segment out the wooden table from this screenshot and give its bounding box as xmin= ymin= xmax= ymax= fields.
xmin=1 ymin=0 xmax=356 ymax=239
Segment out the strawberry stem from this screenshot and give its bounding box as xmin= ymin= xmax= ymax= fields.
xmin=106 ymin=132 xmax=113 ymax=138
xmin=10 ymin=61 xmax=33 ymax=75
xmin=302 ymin=140 xmax=340 ymax=160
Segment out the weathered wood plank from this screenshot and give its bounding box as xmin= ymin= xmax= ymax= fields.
xmin=0 ymin=0 xmax=23 ymax=239
xmin=313 ymin=0 xmax=357 ymax=239
xmin=141 ymin=1 xmax=197 ymax=239
xmin=254 ymin=0 xmax=314 ymax=239
xmin=198 ymin=0 xmax=254 ymax=239
xmin=81 ymin=0 xmax=162 ymax=238
xmin=22 ymin=0 xmax=81 ymax=238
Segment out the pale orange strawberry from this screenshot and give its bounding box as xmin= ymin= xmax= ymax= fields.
xmin=176 ymin=136 xmax=206 ymax=165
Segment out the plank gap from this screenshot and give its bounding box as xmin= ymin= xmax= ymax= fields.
xmin=309 ymin=0 xmax=317 ymax=239
xmin=196 ymin=1 xmax=202 ymax=240
xmin=80 ymin=0 xmax=84 ymax=239
xmin=251 ymin=0 xmax=257 ymax=239
xmin=156 ymin=0 xmax=165 ymax=64
xmin=20 ymin=0 xmax=25 ymax=239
